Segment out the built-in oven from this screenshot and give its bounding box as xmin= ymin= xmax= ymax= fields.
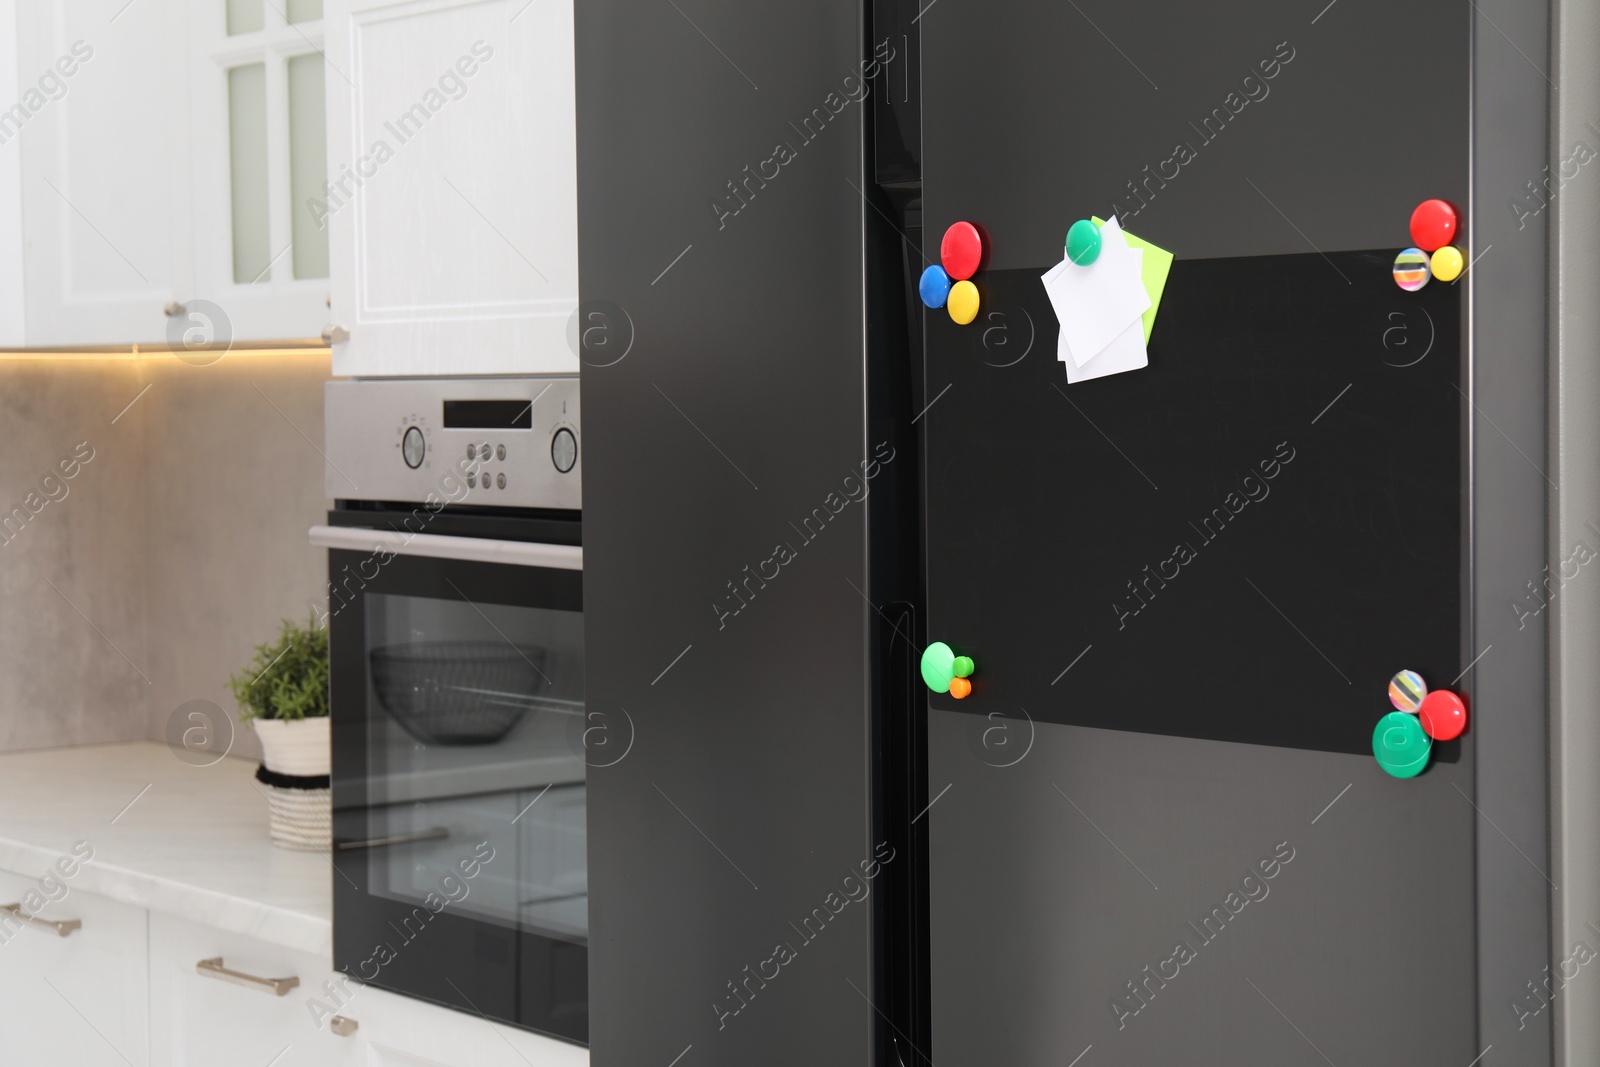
xmin=311 ymin=378 xmax=587 ymax=1044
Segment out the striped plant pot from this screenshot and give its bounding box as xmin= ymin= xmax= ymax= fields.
xmin=253 ymin=717 xmax=330 ymax=852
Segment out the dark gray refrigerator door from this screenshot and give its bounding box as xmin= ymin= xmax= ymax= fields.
xmin=576 ymin=4 xmax=911 ymax=1066
xmin=918 ymin=0 xmax=1551 ymax=1064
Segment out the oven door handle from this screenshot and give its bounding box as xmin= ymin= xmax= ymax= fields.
xmin=308 ymin=525 xmax=582 ymax=570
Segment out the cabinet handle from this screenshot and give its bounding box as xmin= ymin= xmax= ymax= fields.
xmin=195 ymin=957 xmax=300 ymax=996
xmin=0 ymin=903 xmax=80 ymax=937
xmin=321 ymin=324 xmax=349 ymax=345
xmin=330 ymin=1015 xmax=359 ymax=1037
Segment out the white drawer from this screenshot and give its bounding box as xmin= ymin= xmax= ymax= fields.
xmin=0 ymin=860 xmax=149 ymax=1067
xmin=149 ymin=913 xmax=360 ymax=1067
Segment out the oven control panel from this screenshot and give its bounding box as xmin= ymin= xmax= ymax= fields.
xmin=324 ymin=377 xmax=580 ymax=510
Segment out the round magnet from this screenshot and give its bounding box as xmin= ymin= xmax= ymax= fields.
xmin=953 ymin=655 xmax=975 ymax=679
xmin=1418 ymin=690 xmax=1467 ymax=741
xmin=1388 ymin=669 xmax=1427 ymax=713
xmin=1410 ymin=199 xmax=1458 ymax=252
xmin=1066 ymin=219 xmax=1102 ymax=265
xmin=949 ymin=677 xmax=972 ymax=699
xmin=918 ymin=265 xmax=952 ymax=309
xmin=1430 ymin=245 xmax=1464 ymax=283
xmin=940 ymin=222 xmax=983 ymax=281
xmin=1373 ymin=711 xmax=1432 ymax=778
xmin=947 ymin=280 xmax=980 ymax=325
xmin=921 ymin=642 xmax=955 ymax=693
xmin=1393 ymin=248 xmax=1431 ymax=291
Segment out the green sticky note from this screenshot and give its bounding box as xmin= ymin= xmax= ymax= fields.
xmin=1090 ymin=217 xmax=1173 ymax=344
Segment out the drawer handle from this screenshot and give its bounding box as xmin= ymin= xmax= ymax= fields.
xmin=0 ymin=903 xmax=81 ymax=937
xmin=330 ymin=1015 xmax=359 ymax=1037
xmin=195 ymin=957 xmax=300 ymax=997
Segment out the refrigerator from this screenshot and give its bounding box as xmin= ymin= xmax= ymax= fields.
xmin=575 ymin=0 xmax=1556 ymax=1064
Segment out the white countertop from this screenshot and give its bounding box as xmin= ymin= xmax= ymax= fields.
xmin=0 ymin=741 xmax=330 ymax=956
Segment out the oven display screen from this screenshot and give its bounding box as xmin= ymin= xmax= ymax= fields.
xmin=442 ymin=399 xmax=534 ymax=429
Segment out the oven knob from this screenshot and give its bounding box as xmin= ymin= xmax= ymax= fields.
xmin=402 ymin=426 xmax=426 ymax=469
xmin=551 ymin=428 xmax=577 ymax=473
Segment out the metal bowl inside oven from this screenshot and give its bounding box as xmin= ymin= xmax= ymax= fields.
xmin=369 ymin=641 xmax=548 ymax=745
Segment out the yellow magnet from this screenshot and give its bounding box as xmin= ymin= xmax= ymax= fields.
xmin=947 ymin=280 xmax=979 ymax=325
xmin=1430 ymin=245 xmax=1464 ymax=283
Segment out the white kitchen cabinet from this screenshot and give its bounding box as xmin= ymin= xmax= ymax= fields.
xmin=149 ymin=912 xmax=361 ymax=1067
xmin=148 ymin=911 xmax=584 ymax=1067
xmin=1 ymin=0 xmax=332 ymax=348
xmin=13 ymin=0 xmax=194 ymax=346
xmin=323 ymin=0 xmax=580 ymax=376
xmin=0 ymin=867 xmax=150 ymax=1067
xmin=184 ymin=0 xmax=332 ymax=343
xmin=0 ymin=862 xmax=587 ymax=1067
xmin=335 ymin=981 xmax=588 ymax=1067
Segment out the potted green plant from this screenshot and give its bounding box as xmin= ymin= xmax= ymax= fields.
xmin=228 ymin=615 xmax=331 ymax=851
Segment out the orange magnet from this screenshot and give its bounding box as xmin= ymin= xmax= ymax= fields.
xmin=948 ymin=676 xmax=972 ymax=699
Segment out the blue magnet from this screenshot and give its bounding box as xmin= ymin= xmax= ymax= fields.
xmin=919 ymin=265 xmax=952 ymax=309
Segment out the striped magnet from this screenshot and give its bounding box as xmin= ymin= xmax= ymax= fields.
xmin=1393 ymin=248 xmax=1431 ymax=291
xmin=1388 ymin=669 xmax=1427 ymax=713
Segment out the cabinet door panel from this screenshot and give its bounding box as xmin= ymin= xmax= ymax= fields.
xmin=344 ymin=982 xmax=587 ymax=1067
xmin=325 ymin=0 xmax=579 ymax=376
xmin=16 ymin=0 xmax=191 ymax=345
xmin=184 ymin=2 xmax=332 ymax=342
xmin=0 ymin=867 xmax=149 ymax=1067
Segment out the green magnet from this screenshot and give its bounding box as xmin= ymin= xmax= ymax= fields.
xmin=921 ymin=642 xmax=955 ymax=693
xmin=1066 ymin=219 xmax=1101 ymax=265
xmin=953 ymin=656 xmax=975 ymax=679
xmin=1372 ymin=711 xmax=1432 ymax=779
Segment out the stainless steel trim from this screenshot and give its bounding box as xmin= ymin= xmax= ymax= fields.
xmin=308 ymin=525 xmax=582 ymax=570
xmin=1550 ymin=0 xmax=1598 ymax=1059
xmin=330 ymin=1016 xmax=359 ymax=1037
xmin=0 ymin=904 xmax=79 ymax=937
xmin=335 ymin=827 xmax=449 ymax=851
xmin=195 ymin=957 xmax=300 ymax=996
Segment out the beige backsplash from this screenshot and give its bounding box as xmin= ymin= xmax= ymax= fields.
xmin=0 ymin=352 xmax=333 ymax=762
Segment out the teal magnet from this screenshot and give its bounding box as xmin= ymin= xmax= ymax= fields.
xmin=953 ymin=655 xmax=975 ymax=679
xmin=921 ymin=642 xmax=955 ymax=693
xmin=1373 ymin=711 xmax=1432 ymax=779
xmin=1066 ymin=219 xmax=1102 ymax=265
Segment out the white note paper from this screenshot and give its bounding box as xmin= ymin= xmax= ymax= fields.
xmin=1061 ymin=314 xmax=1149 ymax=383
xmin=1041 ymin=216 xmax=1151 ymax=368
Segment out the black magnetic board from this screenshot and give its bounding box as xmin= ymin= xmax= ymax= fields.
xmin=922 ymin=251 xmax=1461 ymax=755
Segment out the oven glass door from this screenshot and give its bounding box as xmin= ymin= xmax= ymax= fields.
xmin=330 ymin=545 xmax=587 ymax=1044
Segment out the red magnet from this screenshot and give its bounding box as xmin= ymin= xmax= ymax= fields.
xmin=941 ymin=221 xmax=983 ymax=281
xmin=1409 ymin=199 xmax=1458 ymax=252
xmin=1418 ymin=690 xmax=1467 ymax=741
